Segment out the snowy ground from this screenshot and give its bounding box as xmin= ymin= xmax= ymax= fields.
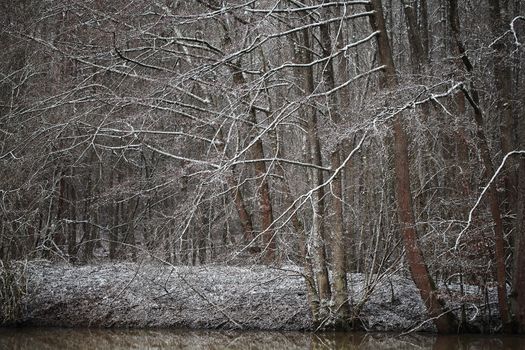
xmin=10 ymin=261 xmax=501 ymax=332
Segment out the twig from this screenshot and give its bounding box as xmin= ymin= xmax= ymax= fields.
xmin=454 ymin=150 xmax=525 ymax=250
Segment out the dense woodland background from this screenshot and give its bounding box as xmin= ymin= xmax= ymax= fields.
xmin=1 ymin=0 xmax=524 ymax=332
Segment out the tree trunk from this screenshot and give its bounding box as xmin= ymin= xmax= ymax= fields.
xmin=250 ymin=108 xmax=277 ymax=263
xmin=367 ymin=0 xmax=457 ymax=333
xmin=512 ymin=23 xmax=525 ymax=328
xmin=55 ymin=172 xmax=66 ymax=250
xmin=216 ymin=128 xmax=256 ymax=246
xmin=230 ymin=68 xmax=276 ymax=263
xmin=320 ymin=15 xmax=351 ymax=326
xmin=419 ymin=0 xmax=430 ymax=62
xmin=81 ymin=182 xmax=93 ymax=263
xmin=487 ymin=3 xmax=518 ymax=307
xmin=274 ymin=138 xmax=320 ymax=319
xmin=513 ymin=115 xmax=525 ymax=332
xmin=110 ymin=197 xmax=120 ymax=260
xmin=401 ymin=0 xmax=425 ymax=70
xmin=67 ymin=176 xmax=78 ymax=262
xmin=448 ymin=0 xmax=511 ymax=327
xmin=487 ymin=0 xmax=515 ymax=205
xmin=301 ymin=26 xmax=332 ymax=316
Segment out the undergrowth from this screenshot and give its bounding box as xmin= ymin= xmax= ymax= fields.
xmin=0 ymin=260 xmax=27 ymax=325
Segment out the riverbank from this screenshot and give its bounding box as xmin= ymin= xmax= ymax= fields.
xmin=4 ymin=261 xmax=501 ymax=332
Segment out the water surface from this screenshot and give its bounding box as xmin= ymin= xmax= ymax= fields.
xmin=0 ymin=328 xmax=523 ymax=349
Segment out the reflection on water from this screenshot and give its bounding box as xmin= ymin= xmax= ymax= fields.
xmin=0 ymin=328 xmax=523 ymax=350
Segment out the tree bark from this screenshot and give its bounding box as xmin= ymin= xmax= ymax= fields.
xmin=301 ymin=26 xmax=332 ymax=315
xmin=419 ymin=0 xmax=430 ymax=62
xmin=67 ymin=175 xmax=78 ymax=262
xmin=401 ymin=0 xmax=426 ymax=70
xmin=274 ymin=134 xmax=320 ymax=319
xmin=250 ymin=108 xmax=277 ymax=264
xmin=216 ymin=128 xmax=256 ymax=246
xmin=367 ymin=0 xmax=457 ymax=333
xmin=55 ymin=172 xmax=66 ymax=250
xmin=231 ymin=69 xmax=277 ymax=264
xmin=513 ymin=115 xmax=525 ymax=332
xmin=488 ymin=2 xmax=518 ymax=298
xmin=320 ymin=15 xmax=351 ymax=326
xmin=109 ymin=171 xmax=119 ymax=261
xmin=511 ymin=17 xmax=525 ymax=330
xmin=448 ymin=0 xmax=511 ymax=327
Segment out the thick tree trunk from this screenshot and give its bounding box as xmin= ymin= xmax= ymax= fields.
xmin=216 ymin=129 xmax=256 ymax=246
xmin=448 ymin=0 xmax=511 ymax=327
xmin=231 ymin=69 xmax=276 ymax=263
xmin=402 ymin=0 xmax=433 ymax=247
xmin=274 ymin=141 xmax=320 ymax=319
xmin=514 ymin=122 xmax=525 ymax=332
xmin=301 ymin=27 xmax=332 ymax=315
xmin=330 ymin=149 xmax=351 ymax=324
xmin=401 ymin=0 xmax=425 ymax=70
xmin=511 ymin=36 xmax=525 ymax=331
xmin=488 ymin=1 xmax=517 ymax=251
xmin=249 ymin=108 xmax=277 ymax=264
xmin=514 ymin=174 xmax=525 ymax=326
xmin=232 ymin=180 xmax=256 ymax=245
xmin=487 ymin=4 xmax=519 ymax=315
xmin=320 ymin=16 xmax=351 ymax=325
xmin=392 ymin=117 xmax=456 ymax=333
xmin=266 ymin=94 xmax=320 ymax=316
xmin=368 ymin=0 xmax=456 ymax=333
xmin=462 ymin=88 xmax=511 ymax=326
xmin=487 ymin=0 xmax=515 ymax=180
xmin=419 ymin=0 xmax=430 ymax=62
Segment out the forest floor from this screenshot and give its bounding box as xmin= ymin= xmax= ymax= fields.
xmin=8 ymin=261 xmax=501 ymax=332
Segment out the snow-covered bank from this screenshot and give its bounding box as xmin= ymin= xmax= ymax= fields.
xmin=8 ymin=262 xmax=500 ymax=332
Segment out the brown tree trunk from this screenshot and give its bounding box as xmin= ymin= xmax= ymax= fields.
xmin=110 ymin=201 xmax=120 ymax=260
xmin=320 ymin=16 xmax=351 ymax=325
xmin=488 ymin=3 xmax=518 ymax=311
xmin=274 ymin=141 xmax=320 ymax=319
xmin=216 ymin=128 xmax=256 ymax=246
xmin=81 ymin=178 xmax=94 ymax=263
xmin=489 ymin=1 xmax=518 ymax=250
xmin=231 ymin=179 xmax=255 ymax=244
xmin=512 ymin=28 xmax=525 ymax=329
xmin=231 ymin=68 xmax=276 ymax=263
xmin=420 ymin=0 xmax=430 ymax=62
xmin=513 ymin=116 xmax=525 ymax=332
xmin=265 ymin=70 xmax=320 ymax=316
xmin=401 ymin=0 xmax=425 ymax=70
xmin=367 ymin=0 xmax=456 ymax=333
xmin=448 ymin=0 xmax=511 ymax=327
xmin=55 ymin=172 xmax=66 ymax=250
xmin=250 ymin=108 xmax=277 ymax=263
xmin=67 ymin=176 xmax=78 ymax=262
xmin=109 ymin=170 xmax=119 ymax=261
xmin=461 ymin=88 xmax=510 ymax=325
xmin=125 ymin=197 xmax=139 ymax=262
xmin=402 ymin=0 xmax=434 ymax=252
xmin=301 ymin=27 xmax=332 ymax=315
xmin=487 ymin=0 xmax=516 ymax=208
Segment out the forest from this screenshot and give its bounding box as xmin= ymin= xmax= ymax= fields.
xmin=1 ymin=0 xmax=524 ymax=333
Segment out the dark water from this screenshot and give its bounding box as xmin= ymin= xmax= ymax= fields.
xmin=0 ymin=328 xmax=524 ymax=350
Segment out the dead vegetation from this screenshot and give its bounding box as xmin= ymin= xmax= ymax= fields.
xmin=3 ymin=261 xmax=501 ymax=332
xmin=0 ymin=260 xmax=27 ymax=325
